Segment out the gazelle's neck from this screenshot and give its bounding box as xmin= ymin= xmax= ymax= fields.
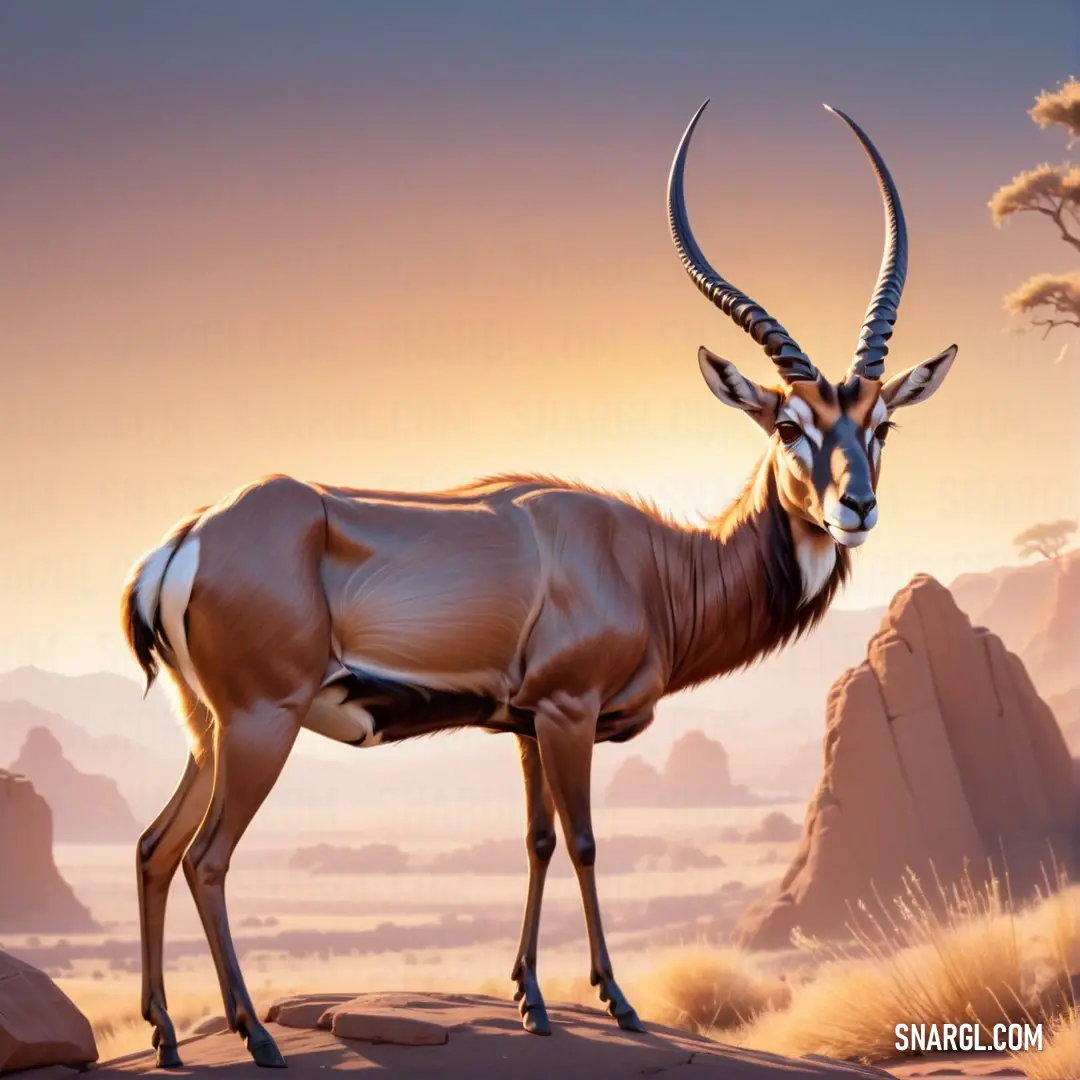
xmin=660 ymin=451 xmax=849 ymax=694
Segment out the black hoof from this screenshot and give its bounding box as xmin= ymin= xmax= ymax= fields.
xmin=155 ymin=1044 xmax=184 ymax=1069
xmin=521 ymin=1004 xmax=552 ymax=1036
xmin=513 ymin=962 xmax=551 ymax=1036
xmin=614 ymin=1008 xmax=646 ymax=1033
xmin=248 ymin=1035 xmax=287 ymax=1068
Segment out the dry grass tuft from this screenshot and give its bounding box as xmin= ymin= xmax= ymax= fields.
xmin=635 ymin=864 xmax=1080 ymax=1068
xmin=632 ymin=945 xmax=790 ymax=1036
xmin=739 ymin=868 xmax=1079 ymax=1064
xmin=1013 ymin=1007 xmax=1080 ymax=1079
xmin=59 ymin=984 xmax=232 ymax=1063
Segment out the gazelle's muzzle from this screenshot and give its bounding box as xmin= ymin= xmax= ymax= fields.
xmin=816 ymin=417 xmax=878 ymax=547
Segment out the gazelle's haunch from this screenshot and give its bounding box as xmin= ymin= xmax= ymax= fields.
xmin=122 ymin=100 xmax=956 ymax=1068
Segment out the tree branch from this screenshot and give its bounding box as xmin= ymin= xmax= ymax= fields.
xmin=1030 ymin=316 xmax=1080 ymax=339
xmin=1049 ymin=197 xmax=1080 ymax=252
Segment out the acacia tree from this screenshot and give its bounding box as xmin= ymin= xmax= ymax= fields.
xmin=990 ymin=78 xmax=1080 ymax=337
xmin=1013 ymin=519 xmax=1077 ymax=560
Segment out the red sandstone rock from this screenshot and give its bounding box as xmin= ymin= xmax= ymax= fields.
xmin=0 ymin=950 xmax=97 ymax=1074
xmin=0 ymin=771 xmax=98 ymax=933
xmin=734 ymin=575 xmax=1080 ymax=950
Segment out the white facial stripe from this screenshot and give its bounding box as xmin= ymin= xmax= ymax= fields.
xmin=790 ymin=438 xmax=813 ymax=472
xmin=782 ymin=397 xmax=823 ymax=448
xmin=871 ymin=397 xmax=889 ymax=427
xmin=871 ymin=440 xmax=881 ymax=473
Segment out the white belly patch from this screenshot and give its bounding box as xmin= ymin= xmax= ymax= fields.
xmin=302 ymin=684 xmax=382 ymax=747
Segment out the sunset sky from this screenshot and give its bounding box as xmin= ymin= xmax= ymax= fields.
xmin=1 ymin=2 xmax=1078 ymax=679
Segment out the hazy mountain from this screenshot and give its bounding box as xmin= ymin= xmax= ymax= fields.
xmin=0 ymin=666 xmax=184 ymax=754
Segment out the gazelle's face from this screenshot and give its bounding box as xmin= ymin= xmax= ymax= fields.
xmin=771 ymin=376 xmax=887 ymax=547
xmin=698 ymin=344 xmax=958 ymax=549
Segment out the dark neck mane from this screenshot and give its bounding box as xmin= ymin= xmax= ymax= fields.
xmin=661 ymin=455 xmax=850 ymax=694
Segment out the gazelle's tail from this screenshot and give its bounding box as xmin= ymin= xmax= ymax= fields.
xmin=120 ymin=512 xmax=205 ymax=694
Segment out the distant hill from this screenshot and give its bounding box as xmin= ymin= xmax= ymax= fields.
xmin=605 ymin=730 xmax=759 ymax=808
xmin=0 ymin=666 xmax=184 ymax=754
xmin=11 ymin=727 xmax=141 ymax=842
xmin=0 ymin=699 xmax=176 ymax=821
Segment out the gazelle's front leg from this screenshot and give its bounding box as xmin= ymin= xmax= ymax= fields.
xmin=510 ymin=734 xmax=557 ymax=1034
xmin=533 ymin=692 xmax=645 ymax=1033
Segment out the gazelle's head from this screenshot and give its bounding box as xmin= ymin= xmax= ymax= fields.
xmin=669 ymin=101 xmax=957 ymax=549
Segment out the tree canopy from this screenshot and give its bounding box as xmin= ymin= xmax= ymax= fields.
xmin=990 ymin=79 xmax=1080 ymax=337
xmin=1012 ymin=518 xmax=1077 ymax=560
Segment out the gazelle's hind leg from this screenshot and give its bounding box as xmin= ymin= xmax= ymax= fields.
xmin=182 ymin=708 xmax=302 ymax=1067
xmin=137 ymin=689 xmax=215 ymax=1068
xmin=510 ymin=734 xmax=557 ymax=1035
xmin=159 ymin=473 xmax=333 ymax=1067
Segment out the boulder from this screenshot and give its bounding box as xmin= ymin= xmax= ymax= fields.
xmin=0 ymin=771 xmax=98 ymax=932
xmin=0 ymin=950 xmax=97 ymax=1074
xmin=735 ymin=575 xmax=1080 ymax=950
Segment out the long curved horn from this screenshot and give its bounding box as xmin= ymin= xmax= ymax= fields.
xmin=668 ymin=100 xmax=818 ymax=384
xmin=824 ymin=105 xmax=908 ymax=382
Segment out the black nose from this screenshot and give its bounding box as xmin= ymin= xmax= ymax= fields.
xmin=840 ymin=492 xmax=877 ymax=517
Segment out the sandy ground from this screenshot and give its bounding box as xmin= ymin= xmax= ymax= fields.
xmin=86 ymin=992 xmax=893 ymax=1080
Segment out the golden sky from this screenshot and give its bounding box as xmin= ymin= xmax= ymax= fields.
xmin=0 ymin=3 xmax=1077 ymax=677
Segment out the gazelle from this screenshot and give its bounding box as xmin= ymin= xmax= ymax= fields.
xmin=122 ymin=100 xmax=956 ymax=1068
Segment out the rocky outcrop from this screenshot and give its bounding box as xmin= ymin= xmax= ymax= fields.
xmin=168 ymin=991 xmax=890 ymax=1078
xmin=605 ymin=730 xmax=753 ymax=807
xmin=0 ymin=771 xmax=99 ymax=933
xmin=0 ymin=950 xmax=98 ymax=1073
xmin=10 ymin=727 xmax=140 ymax=842
xmin=734 ymin=575 xmax=1080 ymax=950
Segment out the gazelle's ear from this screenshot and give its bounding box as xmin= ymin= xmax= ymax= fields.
xmin=880 ymin=344 xmax=958 ymax=410
xmin=698 ymin=347 xmax=780 ymax=433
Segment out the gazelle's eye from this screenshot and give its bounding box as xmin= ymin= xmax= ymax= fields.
xmin=874 ymin=421 xmax=896 ymax=442
xmin=776 ymin=422 xmax=803 ymax=445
